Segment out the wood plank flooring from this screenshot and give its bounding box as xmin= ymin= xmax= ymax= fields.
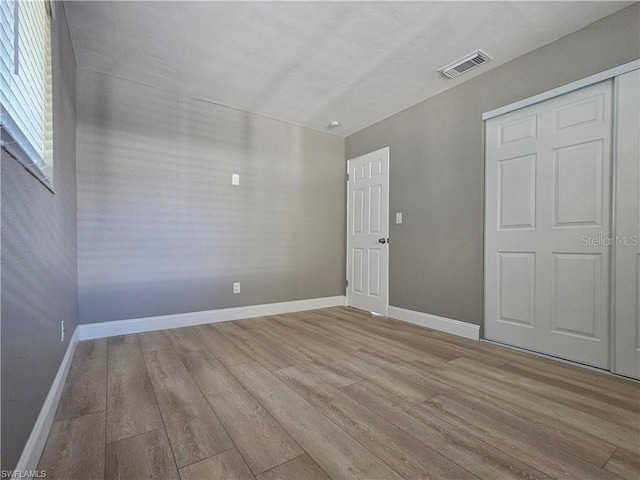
xmin=39 ymin=307 xmax=640 ymax=480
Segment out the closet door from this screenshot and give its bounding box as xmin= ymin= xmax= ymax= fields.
xmin=614 ymin=69 xmax=640 ymax=379
xmin=485 ymin=80 xmax=613 ymax=368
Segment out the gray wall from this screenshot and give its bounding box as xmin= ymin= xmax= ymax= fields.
xmin=1 ymin=3 xmax=78 ymax=470
xmin=346 ymin=4 xmax=640 ymax=327
xmin=76 ymin=69 xmax=345 ymax=324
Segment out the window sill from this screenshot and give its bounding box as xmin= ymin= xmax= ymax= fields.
xmin=1 ymin=143 xmax=55 ymax=194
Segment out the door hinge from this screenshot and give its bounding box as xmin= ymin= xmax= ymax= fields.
xmin=346 ymin=173 xmax=349 ymax=181
xmin=346 ymin=279 xmax=349 ymax=288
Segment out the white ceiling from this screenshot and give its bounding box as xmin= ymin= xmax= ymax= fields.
xmin=64 ymin=1 xmax=633 ymax=136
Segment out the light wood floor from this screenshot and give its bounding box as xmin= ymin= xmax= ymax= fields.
xmin=39 ymin=307 xmax=639 ymax=480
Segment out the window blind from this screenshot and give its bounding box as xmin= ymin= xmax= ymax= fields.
xmin=0 ymin=0 xmax=52 ymax=179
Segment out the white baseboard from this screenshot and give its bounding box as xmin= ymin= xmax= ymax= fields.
xmin=13 ymin=327 xmax=79 ymax=478
xmin=387 ymin=306 xmax=480 ymax=340
xmin=78 ymin=296 xmax=347 ymax=340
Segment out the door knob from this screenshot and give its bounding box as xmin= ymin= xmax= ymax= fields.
xmin=378 ymin=238 xmax=387 ymax=244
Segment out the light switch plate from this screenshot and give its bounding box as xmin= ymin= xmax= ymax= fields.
xmin=233 ymin=282 xmax=241 ymax=294
xmin=232 ymin=173 xmax=240 ymax=185
xmin=396 ymin=212 xmax=403 ymax=224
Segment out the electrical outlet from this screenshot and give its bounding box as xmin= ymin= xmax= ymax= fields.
xmin=233 ymin=282 xmax=241 ymax=294
xmin=396 ymin=212 xmax=403 ymax=224
xmin=60 ymin=321 xmax=65 ymax=342
xmin=232 ymin=173 xmax=240 ymax=185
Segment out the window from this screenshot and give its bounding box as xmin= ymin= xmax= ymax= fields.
xmin=0 ymin=0 xmax=53 ymax=188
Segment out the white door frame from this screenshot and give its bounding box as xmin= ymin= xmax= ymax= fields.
xmin=482 ymin=60 xmax=639 ymax=121
xmin=482 ymin=59 xmax=640 ymax=375
xmin=346 ymin=147 xmax=390 ymax=316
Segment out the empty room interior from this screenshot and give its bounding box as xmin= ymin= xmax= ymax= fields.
xmin=2 ymin=1 xmax=640 ymax=479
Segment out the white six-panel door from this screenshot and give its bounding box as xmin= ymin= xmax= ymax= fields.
xmin=614 ymin=69 xmax=640 ymax=379
xmin=347 ymin=147 xmax=389 ymax=315
xmin=485 ymin=81 xmax=613 ymax=368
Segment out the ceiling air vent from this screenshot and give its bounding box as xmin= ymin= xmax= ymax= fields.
xmin=438 ymin=50 xmax=492 ymax=79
